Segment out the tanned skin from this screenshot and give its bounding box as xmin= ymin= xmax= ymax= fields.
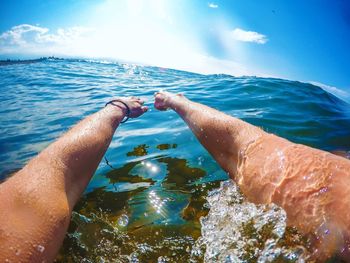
xmin=154 ymin=91 xmax=350 ymax=260
xmin=1 ymin=92 xmax=350 ymax=261
xmin=0 ymin=97 xmax=147 ymax=262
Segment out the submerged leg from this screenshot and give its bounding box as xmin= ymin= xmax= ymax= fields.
xmin=0 ymin=98 xmax=147 ymax=262
xmin=154 ymin=91 xmax=350 ymax=259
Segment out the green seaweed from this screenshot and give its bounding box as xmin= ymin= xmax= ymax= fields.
xmin=159 ymin=157 xmax=206 ymax=190
xmin=156 ymin=143 xmax=178 ymax=150
xmin=126 ymin=144 xmax=149 ymax=156
xmin=105 ymin=160 xmax=155 ymax=185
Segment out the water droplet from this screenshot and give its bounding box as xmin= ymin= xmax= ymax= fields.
xmin=157 ymin=256 xmax=169 ymax=262
xmin=197 ymin=156 xmax=204 ymax=165
xmin=118 ymin=214 xmax=129 ymax=227
xmin=319 ymin=187 xmax=328 ymax=194
xmin=37 ymin=245 xmax=45 ymax=253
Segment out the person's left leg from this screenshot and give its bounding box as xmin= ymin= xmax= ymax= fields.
xmin=0 ymin=97 xmax=147 ymax=262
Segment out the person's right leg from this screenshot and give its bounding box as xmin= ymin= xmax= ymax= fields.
xmin=154 ymin=91 xmax=350 ymax=260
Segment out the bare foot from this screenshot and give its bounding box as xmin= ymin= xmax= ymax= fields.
xmin=154 ymin=91 xmax=184 ymax=111
xmin=106 ymin=96 xmax=148 ymax=118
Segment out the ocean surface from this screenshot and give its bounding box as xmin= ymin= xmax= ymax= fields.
xmin=1 ymin=58 xmax=350 ymax=262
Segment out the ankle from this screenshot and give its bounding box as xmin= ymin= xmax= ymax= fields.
xmin=169 ymin=94 xmax=188 ymax=111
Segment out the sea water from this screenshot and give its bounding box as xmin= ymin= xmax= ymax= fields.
xmin=1 ymin=58 xmax=350 ymax=262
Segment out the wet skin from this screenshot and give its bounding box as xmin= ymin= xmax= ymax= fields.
xmin=0 ymin=97 xmax=147 ymax=262
xmin=1 ymin=92 xmax=350 ymax=262
xmin=154 ymin=91 xmax=350 ymax=260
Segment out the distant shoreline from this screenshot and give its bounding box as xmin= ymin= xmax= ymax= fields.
xmin=0 ymin=56 xmax=63 ymax=66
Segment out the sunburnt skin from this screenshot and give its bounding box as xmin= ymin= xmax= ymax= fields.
xmin=154 ymin=91 xmax=350 ymax=260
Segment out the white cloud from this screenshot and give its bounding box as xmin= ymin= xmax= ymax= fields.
xmin=36 ymin=27 xmax=92 ymax=44
xmin=231 ymin=28 xmax=268 ymax=44
xmin=0 ymin=23 xmax=257 ymax=77
xmin=0 ymin=24 xmax=48 ymax=46
xmin=0 ymin=1 xmax=264 ymax=77
xmin=0 ymin=24 xmax=93 ymax=55
xmin=208 ymin=3 xmax=218 ymax=8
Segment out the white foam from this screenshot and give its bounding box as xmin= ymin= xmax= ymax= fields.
xmin=191 ymin=180 xmax=308 ymax=262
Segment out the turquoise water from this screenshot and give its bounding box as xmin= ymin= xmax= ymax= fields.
xmin=1 ymin=58 xmax=350 ymax=261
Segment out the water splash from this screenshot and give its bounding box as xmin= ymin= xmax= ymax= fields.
xmin=191 ymin=180 xmax=309 ymax=262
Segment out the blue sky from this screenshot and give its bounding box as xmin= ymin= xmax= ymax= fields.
xmin=0 ymin=0 xmax=349 ymax=96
